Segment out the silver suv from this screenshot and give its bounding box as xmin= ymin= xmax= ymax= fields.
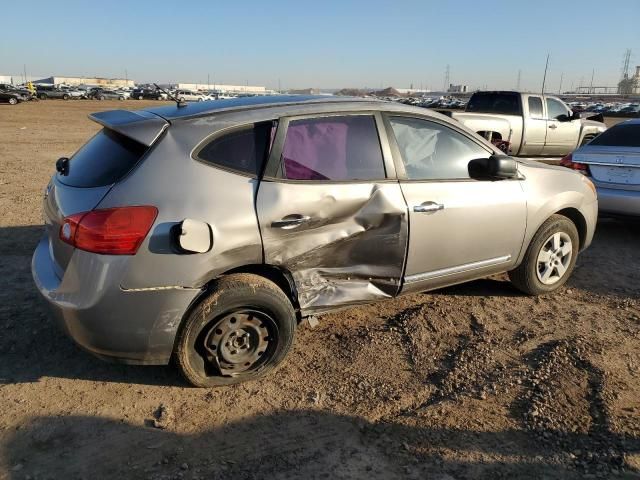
xmin=32 ymin=96 xmax=598 ymax=387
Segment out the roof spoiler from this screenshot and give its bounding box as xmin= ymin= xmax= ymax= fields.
xmin=88 ymin=110 xmax=169 ymax=147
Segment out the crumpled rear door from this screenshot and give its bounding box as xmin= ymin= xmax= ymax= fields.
xmin=256 ymin=113 xmax=408 ymax=314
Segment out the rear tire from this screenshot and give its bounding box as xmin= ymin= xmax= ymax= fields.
xmin=138 ymin=95 xmax=143 ymax=100
xmin=509 ymin=214 xmax=579 ymax=295
xmin=175 ymin=273 xmax=297 ymax=387
xmin=39 ymin=93 xmax=47 ymax=100
xmin=8 ymin=97 xmax=17 ymax=105
xmin=62 ymin=94 xmax=69 ymax=100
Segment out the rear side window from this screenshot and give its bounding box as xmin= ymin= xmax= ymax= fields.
xmin=195 ymin=122 xmax=273 ymax=176
xmin=589 ymin=124 xmax=640 ymax=147
xmin=528 ymin=97 xmax=543 ymax=117
xmin=278 ymin=115 xmax=386 ymax=181
xmin=58 ymin=128 xmax=148 ymax=188
xmin=466 ymin=92 xmax=522 ymax=115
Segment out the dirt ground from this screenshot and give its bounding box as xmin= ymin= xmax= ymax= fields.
xmin=0 ymin=100 xmax=638 ymax=480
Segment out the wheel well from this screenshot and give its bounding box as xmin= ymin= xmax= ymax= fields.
xmin=477 ymin=130 xmax=502 ymax=141
xmin=555 ymin=208 xmax=587 ymax=250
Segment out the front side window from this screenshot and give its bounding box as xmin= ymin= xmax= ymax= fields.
xmin=195 ymin=122 xmax=273 ymax=176
xmin=546 ymin=98 xmax=569 ymax=120
xmin=528 ymin=96 xmax=543 ymax=117
xmin=389 ymin=117 xmax=489 ymax=180
xmin=279 ymin=115 xmax=385 ymax=181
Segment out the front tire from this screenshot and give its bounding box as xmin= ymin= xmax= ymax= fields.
xmin=62 ymin=94 xmax=69 ymax=100
xmin=175 ymin=273 xmax=297 ymax=387
xmin=8 ymin=97 xmax=17 ymax=105
xmin=509 ymin=214 xmax=579 ymax=295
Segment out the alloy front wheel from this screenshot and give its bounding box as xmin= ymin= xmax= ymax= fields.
xmin=536 ymin=232 xmax=573 ymax=285
xmin=509 ymin=214 xmax=579 ymax=295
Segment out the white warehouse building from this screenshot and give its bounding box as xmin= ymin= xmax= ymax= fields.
xmin=34 ymin=76 xmax=135 ymax=88
xmin=161 ymin=83 xmax=267 ymax=94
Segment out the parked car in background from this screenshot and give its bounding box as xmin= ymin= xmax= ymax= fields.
xmin=59 ymin=86 xmax=85 ymax=99
xmin=115 ymin=89 xmax=131 ymax=99
xmin=561 ymin=119 xmax=640 ymax=217
xmin=175 ymin=89 xmax=205 ymax=102
xmin=450 ymin=91 xmax=607 ymax=156
xmin=0 ymin=90 xmax=27 ymax=104
xmin=0 ymin=83 xmax=34 ymax=100
xmin=35 ymin=85 xmax=76 ymax=100
xmin=89 ymin=88 xmax=126 ymax=101
xmin=131 ymin=88 xmax=167 ymax=100
xmin=32 ymin=96 xmax=597 ymax=387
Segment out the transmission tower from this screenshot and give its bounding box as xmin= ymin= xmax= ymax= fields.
xmin=443 ymin=65 xmax=450 ymax=92
xmin=621 ymin=49 xmax=631 ymax=80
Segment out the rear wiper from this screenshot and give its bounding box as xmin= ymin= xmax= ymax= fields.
xmin=154 ymin=83 xmax=187 ymax=108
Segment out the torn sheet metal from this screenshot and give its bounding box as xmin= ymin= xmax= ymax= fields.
xmin=257 ymin=182 xmax=408 ymax=314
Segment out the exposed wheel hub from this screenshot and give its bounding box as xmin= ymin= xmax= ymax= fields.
xmin=202 ymin=310 xmax=274 ymax=376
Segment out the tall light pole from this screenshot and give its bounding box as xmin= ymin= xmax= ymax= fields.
xmin=541 ymin=53 xmax=550 ymax=95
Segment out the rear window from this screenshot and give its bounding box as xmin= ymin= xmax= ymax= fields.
xmin=466 ymin=92 xmax=522 ymax=115
xmin=588 ymin=124 xmax=640 ymax=147
xmin=195 ymin=122 xmax=274 ymax=176
xmin=58 ymin=128 xmax=148 ymax=187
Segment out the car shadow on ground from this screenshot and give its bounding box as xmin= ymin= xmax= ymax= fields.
xmin=2 ymin=410 xmax=639 ymax=479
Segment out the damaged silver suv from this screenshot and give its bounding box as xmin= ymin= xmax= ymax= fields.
xmin=32 ymin=96 xmax=598 ymax=387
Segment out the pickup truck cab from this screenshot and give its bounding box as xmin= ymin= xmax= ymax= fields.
xmin=451 ymin=91 xmax=606 ymax=156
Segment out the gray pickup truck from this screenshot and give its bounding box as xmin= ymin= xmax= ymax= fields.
xmin=450 ymin=91 xmax=606 ymax=156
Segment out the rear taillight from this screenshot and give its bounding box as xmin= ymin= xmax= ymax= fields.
xmin=60 ymin=206 xmax=158 ymax=255
xmin=559 ymin=153 xmax=590 ymax=176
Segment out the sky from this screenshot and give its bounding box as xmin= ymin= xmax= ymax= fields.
xmin=1 ymin=0 xmax=639 ymax=92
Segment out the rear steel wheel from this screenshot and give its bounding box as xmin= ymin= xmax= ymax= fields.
xmin=199 ymin=310 xmax=277 ymax=376
xmin=175 ymin=273 xmax=296 ymax=387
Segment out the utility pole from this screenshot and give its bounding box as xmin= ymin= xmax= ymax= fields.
xmin=558 ymin=72 xmax=563 ymax=94
xmin=207 ymin=73 xmax=210 ymax=89
xmin=278 ymin=78 xmax=281 ymax=93
xmin=23 ymin=64 xmax=27 ymax=84
xmin=589 ymin=69 xmax=595 ymax=94
xmin=516 ymin=69 xmax=521 ymax=90
xmin=541 ymin=53 xmax=550 ymax=95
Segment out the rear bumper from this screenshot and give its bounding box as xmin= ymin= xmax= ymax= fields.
xmin=31 ymin=235 xmax=201 ymax=365
xmin=596 ymin=186 xmax=640 ymax=217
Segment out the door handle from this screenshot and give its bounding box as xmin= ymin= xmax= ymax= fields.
xmin=272 ymin=215 xmax=311 ymax=229
xmin=413 ymin=202 xmax=444 ymax=213
xmin=548 ymin=124 xmax=557 ymax=129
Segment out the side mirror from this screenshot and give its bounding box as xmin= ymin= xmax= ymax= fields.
xmin=556 ymin=114 xmax=571 ymax=122
xmin=468 ymin=155 xmax=518 ymax=180
xmin=570 ymin=111 xmax=581 ymax=120
xmin=171 ymin=219 xmax=212 ymax=253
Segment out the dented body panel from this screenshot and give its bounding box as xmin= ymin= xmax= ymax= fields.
xmin=257 ymin=181 xmax=408 ymax=314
